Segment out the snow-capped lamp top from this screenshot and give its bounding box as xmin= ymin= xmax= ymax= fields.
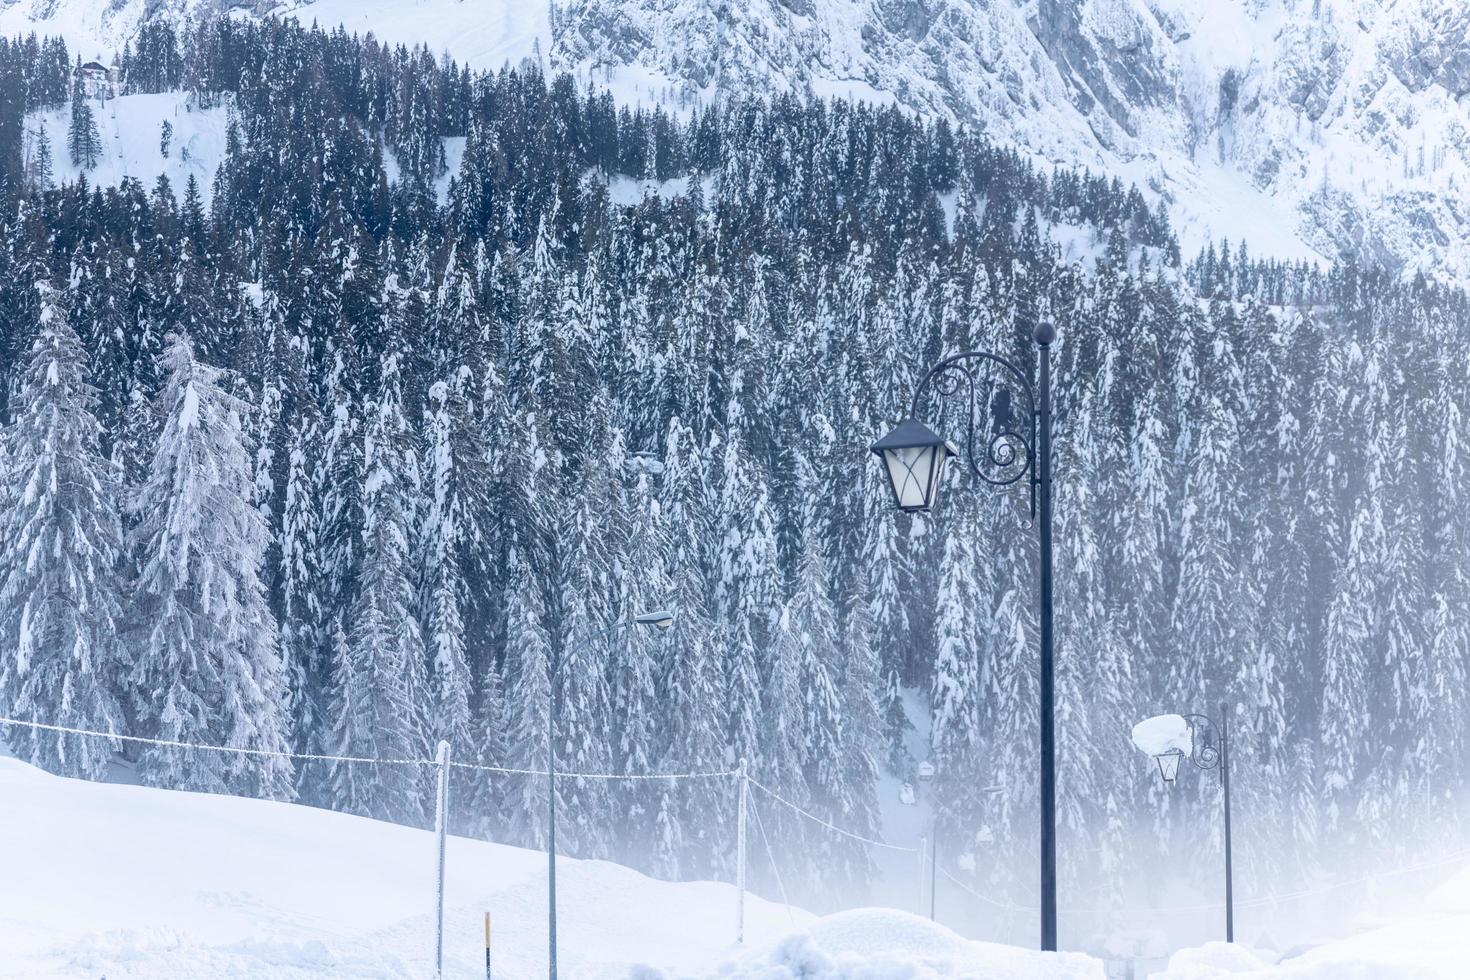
xmin=1131 ymin=714 xmax=1193 ymax=784
xmin=633 ymin=610 xmax=674 ymax=630
xmin=871 ymin=417 xmax=957 ymax=514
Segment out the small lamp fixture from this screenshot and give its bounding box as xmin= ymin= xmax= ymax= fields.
xmin=1155 ymin=750 xmax=1184 ymax=786
xmin=871 ymin=418 xmax=958 ymax=513
xmin=634 ymin=610 xmax=675 ymax=630
xmin=917 ymin=760 xmax=936 ymax=783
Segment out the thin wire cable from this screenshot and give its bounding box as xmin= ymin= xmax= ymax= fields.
xmin=449 ymin=759 xmax=740 ymax=780
xmin=748 ymin=777 xmax=918 ymax=853
xmin=749 ymin=793 xmax=797 ymax=927
xmin=11 ymin=714 xmax=1468 ymax=917
xmin=0 ymin=716 xmax=738 ymax=781
xmin=938 ymin=864 xmax=1035 ymax=914
xmin=0 ymin=715 xmax=432 ymax=767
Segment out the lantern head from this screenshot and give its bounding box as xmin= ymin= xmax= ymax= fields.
xmin=871 ymin=418 xmax=958 ymax=513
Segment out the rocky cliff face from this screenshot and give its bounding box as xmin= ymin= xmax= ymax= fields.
xmin=543 ymin=0 xmax=1470 ymax=279
xmin=9 ymin=0 xmax=1470 ymax=279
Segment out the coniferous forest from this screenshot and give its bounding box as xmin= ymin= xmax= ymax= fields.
xmin=0 ymin=17 xmax=1467 ymax=927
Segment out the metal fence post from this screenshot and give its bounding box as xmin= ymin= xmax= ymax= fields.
xmin=736 ymin=757 xmax=748 ymax=944
xmin=435 ymin=740 xmax=452 ymax=980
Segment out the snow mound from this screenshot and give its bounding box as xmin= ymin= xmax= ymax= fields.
xmin=0 ymin=755 xmax=808 ymax=978
xmin=1427 ymin=863 xmax=1470 ymax=914
xmin=1131 ymin=714 xmax=1193 ymax=757
xmin=717 ymin=908 xmax=1105 ymax=979
xmin=1148 ymin=942 xmax=1271 ymax=979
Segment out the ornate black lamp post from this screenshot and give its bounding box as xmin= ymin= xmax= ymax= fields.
xmin=870 ymin=321 xmax=1059 ymax=951
xmin=548 ymin=609 xmax=673 ymax=979
xmin=1131 ymin=706 xmax=1235 ymax=942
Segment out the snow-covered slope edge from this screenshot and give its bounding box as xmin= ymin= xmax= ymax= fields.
xmin=0 ymin=756 xmax=1116 ymax=979
xmin=0 ymin=755 xmax=810 ymax=978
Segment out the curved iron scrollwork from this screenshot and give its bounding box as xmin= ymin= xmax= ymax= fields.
xmin=1178 ymin=713 xmax=1223 ymax=772
xmin=910 ymin=350 xmax=1038 ymax=508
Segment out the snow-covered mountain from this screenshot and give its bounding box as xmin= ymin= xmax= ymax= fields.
xmin=7 ymin=0 xmax=1470 ymax=279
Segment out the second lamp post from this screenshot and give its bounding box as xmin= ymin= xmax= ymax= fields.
xmin=871 ymin=320 xmax=1059 ymax=951
xmin=548 ymin=609 xmax=673 ymax=979
xmin=1131 ymin=706 xmax=1235 ymax=942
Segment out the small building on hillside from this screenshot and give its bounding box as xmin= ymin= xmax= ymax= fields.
xmin=74 ymin=60 xmax=120 ymax=99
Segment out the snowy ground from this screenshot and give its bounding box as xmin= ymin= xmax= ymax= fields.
xmin=26 ymin=92 xmax=230 ymax=201
xmin=0 ymin=755 xmax=804 ymax=978
xmin=2 ymin=755 xmax=1466 ymax=978
xmin=0 ymin=756 xmax=1098 ymax=979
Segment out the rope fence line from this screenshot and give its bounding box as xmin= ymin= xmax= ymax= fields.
xmin=939 ymin=865 xmax=1034 ymax=913
xmin=748 ymin=792 xmax=799 ymax=928
xmin=450 ymin=759 xmax=741 ymax=780
xmin=0 ymin=716 xmax=736 ymax=781
xmin=0 ymin=715 xmax=433 ymax=768
xmin=748 ymin=776 xmax=919 ymax=853
xmin=5 ymin=713 xmax=1468 ymax=922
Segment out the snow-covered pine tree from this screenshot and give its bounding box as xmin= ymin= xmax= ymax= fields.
xmin=608 ymin=463 xmax=674 ymax=864
xmin=711 ymin=428 xmax=780 ymax=769
xmin=652 ymin=416 xmax=728 ymax=879
xmin=0 ymin=284 xmax=127 ymax=778
xmin=1320 ymin=504 xmax=1376 ymax=838
xmin=501 ymin=562 xmax=552 ymax=848
xmin=928 ymin=497 xmax=991 ymax=837
xmin=420 ymin=375 xmax=476 ymax=768
xmin=1171 ymin=391 xmax=1245 ymax=707
xmin=66 ymin=81 xmax=102 ymax=170
xmin=31 ymin=127 xmax=53 ymax=190
xmin=328 ymin=352 xmax=428 ymax=825
xmin=129 ymin=333 xmax=292 ymax=798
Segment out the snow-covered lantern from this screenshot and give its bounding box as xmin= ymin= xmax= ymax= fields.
xmin=917 ymin=760 xmax=936 ymax=784
xmin=1130 ymin=714 xmax=1193 ymax=786
xmin=870 ymin=418 xmax=957 ymax=513
xmin=633 ymin=610 xmax=675 ymax=631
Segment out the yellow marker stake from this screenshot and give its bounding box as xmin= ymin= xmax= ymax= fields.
xmin=484 ymin=911 xmax=492 ymax=980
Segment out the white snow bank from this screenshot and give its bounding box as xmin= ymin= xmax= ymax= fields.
xmin=1148 ymin=941 xmax=1271 ymax=979
xmin=1149 ymin=916 xmax=1470 ymax=980
xmin=712 ymin=908 xmax=1104 ymax=979
xmin=1427 ymin=862 xmax=1470 ymax=914
xmin=0 ymin=755 xmax=808 ymax=978
xmin=1131 ymin=714 xmax=1193 ymax=757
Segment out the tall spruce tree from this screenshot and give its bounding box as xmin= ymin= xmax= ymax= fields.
xmin=0 ymin=285 xmax=127 ymax=778
xmin=130 ymin=333 xmax=292 ymax=798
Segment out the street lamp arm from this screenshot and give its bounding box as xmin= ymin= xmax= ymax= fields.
xmin=551 ymin=617 xmax=641 ymax=677
xmin=1177 ymin=711 xmax=1224 ymax=773
xmin=910 ymin=349 xmax=1037 ymax=492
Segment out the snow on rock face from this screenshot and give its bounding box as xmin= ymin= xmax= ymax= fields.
xmin=272 ymin=0 xmax=1470 ymax=280
xmin=11 ymin=1 xmax=1470 ymax=276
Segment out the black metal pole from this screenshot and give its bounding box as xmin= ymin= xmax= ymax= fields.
xmin=929 ymin=819 xmax=938 ymax=921
xmin=548 ymin=660 xmax=559 ymax=980
xmin=1035 ymin=321 xmax=1057 ymax=952
xmin=1221 ymin=702 xmax=1234 ymax=943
